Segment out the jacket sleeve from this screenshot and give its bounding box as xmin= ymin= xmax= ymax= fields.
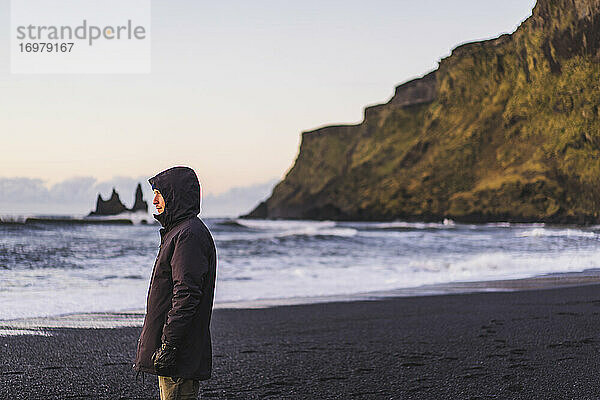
xmin=161 ymin=229 xmax=209 ymax=346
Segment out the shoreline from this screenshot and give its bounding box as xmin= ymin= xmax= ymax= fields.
xmin=3 ymin=283 xmax=600 ymax=398
xmin=3 ymin=268 xmax=600 ymax=331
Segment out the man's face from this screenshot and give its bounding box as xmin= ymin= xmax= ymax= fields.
xmin=153 ymin=189 xmax=166 ymax=214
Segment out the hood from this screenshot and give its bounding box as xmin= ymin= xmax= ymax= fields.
xmin=148 ymin=166 xmax=201 ymax=229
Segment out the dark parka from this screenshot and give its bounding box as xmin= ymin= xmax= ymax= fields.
xmin=134 ymin=166 xmax=217 ymax=380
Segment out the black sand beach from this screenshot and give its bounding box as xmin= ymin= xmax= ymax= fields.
xmin=3 ymin=284 xmax=600 ymax=399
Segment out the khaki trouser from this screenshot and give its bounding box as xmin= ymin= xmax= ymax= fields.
xmin=158 ymin=376 xmax=200 ymax=400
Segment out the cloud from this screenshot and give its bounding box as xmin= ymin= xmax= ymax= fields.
xmin=0 ymin=176 xmax=151 ymax=215
xmin=0 ymin=176 xmax=278 ymax=217
xmin=0 ymin=177 xmax=49 ymax=203
xmin=201 ymin=179 xmax=278 ymax=217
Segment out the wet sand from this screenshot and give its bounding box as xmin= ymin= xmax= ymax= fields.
xmin=3 ymin=283 xmax=600 ymax=399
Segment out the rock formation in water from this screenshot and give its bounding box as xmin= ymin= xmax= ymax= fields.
xmin=245 ymin=0 xmax=600 ymax=223
xmin=88 ymin=184 xmax=148 ymax=216
xmin=130 ymin=183 xmax=149 ymax=213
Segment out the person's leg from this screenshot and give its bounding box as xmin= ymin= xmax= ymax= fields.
xmin=158 ymin=376 xmax=200 ymax=400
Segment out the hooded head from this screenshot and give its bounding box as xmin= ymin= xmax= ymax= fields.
xmin=148 ymin=166 xmax=201 ymax=229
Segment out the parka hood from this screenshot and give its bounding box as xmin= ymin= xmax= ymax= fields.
xmin=149 ymin=166 xmax=201 ymax=230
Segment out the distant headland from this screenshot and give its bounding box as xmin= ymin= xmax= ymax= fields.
xmin=88 ymin=183 xmax=148 ymax=216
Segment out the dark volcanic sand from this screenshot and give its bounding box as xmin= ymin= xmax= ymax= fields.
xmin=3 ymin=284 xmax=600 ymax=399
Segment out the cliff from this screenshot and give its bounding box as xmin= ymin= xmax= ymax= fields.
xmin=88 ymin=184 xmax=148 ymax=216
xmin=245 ymin=0 xmax=600 ymax=223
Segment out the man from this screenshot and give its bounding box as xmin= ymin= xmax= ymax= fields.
xmin=134 ymin=166 xmax=217 ymax=400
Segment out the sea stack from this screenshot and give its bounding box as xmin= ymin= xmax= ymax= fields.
xmin=130 ymin=183 xmax=149 ymax=213
xmin=88 ymin=184 xmax=149 ymax=216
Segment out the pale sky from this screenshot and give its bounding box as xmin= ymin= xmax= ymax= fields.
xmin=0 ymin=0 xmax=536 ymax=196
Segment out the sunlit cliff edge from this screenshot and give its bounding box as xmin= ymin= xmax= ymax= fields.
xmin=245 ymin=0 xmax=600 ymax=223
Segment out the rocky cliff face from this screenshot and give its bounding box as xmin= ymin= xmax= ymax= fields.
xmin=245 ymin=0 xmax=600 ymax=223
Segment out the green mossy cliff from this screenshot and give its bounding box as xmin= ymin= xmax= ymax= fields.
xmin=245 ymin=0 xmax=600 ymax=223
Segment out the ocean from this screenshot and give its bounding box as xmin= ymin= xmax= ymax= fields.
xmin=2 ymin=217 xmax=600 ymax=321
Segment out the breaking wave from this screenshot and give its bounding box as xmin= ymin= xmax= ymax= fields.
xmin=3 ymin=217 xmax=600 ymax=320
